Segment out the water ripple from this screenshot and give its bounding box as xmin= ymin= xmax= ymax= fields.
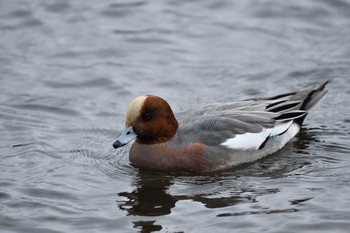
xmin=10 ymin=104 xmax=81 ymax=116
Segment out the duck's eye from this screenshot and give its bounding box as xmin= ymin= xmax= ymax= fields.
xmin=143 ymin=112 xmax=153 ymax=121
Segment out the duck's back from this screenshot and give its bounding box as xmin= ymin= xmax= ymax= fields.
xmin=168 ymin=81 xmax=329 ymax=170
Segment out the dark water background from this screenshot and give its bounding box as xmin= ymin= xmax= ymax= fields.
xmin=1 ymin=0 xmax=350 ymax=232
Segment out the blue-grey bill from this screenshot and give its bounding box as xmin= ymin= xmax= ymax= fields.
xmin=113 ymin=126 xmax=136 ymax=149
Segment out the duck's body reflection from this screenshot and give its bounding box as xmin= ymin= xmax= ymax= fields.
xmin=118 ymin=171 xmax=176 ymax=216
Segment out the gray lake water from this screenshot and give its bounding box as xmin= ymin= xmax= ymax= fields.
xmin=1 ymin=0 xmax=350 ymax=232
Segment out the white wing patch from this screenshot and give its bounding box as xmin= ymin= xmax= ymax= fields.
xmin=221 ymin=121 xmax=293 ymax=150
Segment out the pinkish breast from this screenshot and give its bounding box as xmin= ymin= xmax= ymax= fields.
xmin=129 ymin=142 xmax=213 ymax=172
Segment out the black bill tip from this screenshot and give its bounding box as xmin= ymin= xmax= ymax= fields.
xmin=113 ymin=140 xmax=126 ymax=149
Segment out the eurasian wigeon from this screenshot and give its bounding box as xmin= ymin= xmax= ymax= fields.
xmin=113 ymin=81 xmax=329 ymax=172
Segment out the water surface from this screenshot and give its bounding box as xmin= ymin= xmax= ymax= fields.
xmin=1 ymin=0 xmax=350 ymax=232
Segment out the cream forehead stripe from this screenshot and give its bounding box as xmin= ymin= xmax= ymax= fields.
xmin=126 ymin=96 xmax=147 ymax=126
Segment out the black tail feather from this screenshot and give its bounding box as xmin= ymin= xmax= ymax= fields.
xmin=301 ymin=80 xmax=330 ymax=111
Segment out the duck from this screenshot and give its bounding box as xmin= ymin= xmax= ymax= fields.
xmin=113 ymin=81 xmax=329 ymax=172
